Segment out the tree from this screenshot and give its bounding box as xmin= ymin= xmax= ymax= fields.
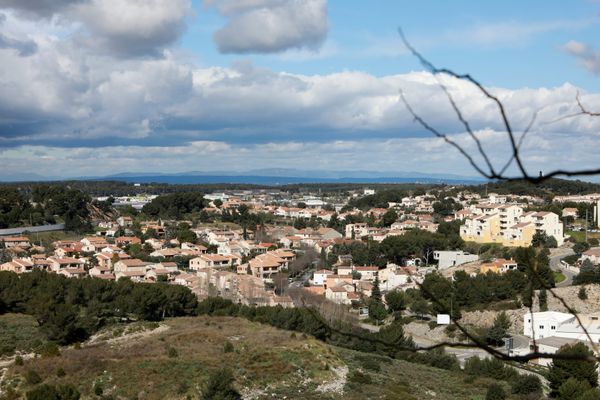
xmin=574 ymin=241 xmax=591 ymax=255
xmin=538 ymin=288 xmax=548 ymax=312
xmin=579 ymin=286 xmax=588 ymax=300
xmin=371 ymin=277 xmax=382 ymax=302
xmin=548 ymin=342 xmax=598 ymax=397
xmin=579 ymin=389 xmax=600 ymax=400
xmin=201 ymin=368 xmax=241 ymax=400
xmin=558 ymin=377 xmax=591 ymax=400
xmin=433 ymin=198 xmax=459 ymax=216
xmin=532 ymin=231 xmax=549 ymax=248
xmin=368 ymin=300 xmax=387 ymax=323
xmin=574 ymin=260 xmax=600 ymax=285
xmin=486 ymin=311 xmax=511 ymax=347
xmin=385 ymin=290 xmax=406 ymax=313
xmin=380 ymin=209 xmax=398 ymax=227
xmin=176 ymin=223 xmax=197 ymax=244
xmin=410 ymin=298 xmax=430 ymax=319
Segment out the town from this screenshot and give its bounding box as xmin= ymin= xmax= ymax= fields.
xmin=2 ymin=179 xmax=600 ymax=398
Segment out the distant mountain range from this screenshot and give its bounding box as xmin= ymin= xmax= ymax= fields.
xmin=0 ymin=168 xmax=486 ymax=184
xmin=92 ymin=169 xmax=486 ymax=185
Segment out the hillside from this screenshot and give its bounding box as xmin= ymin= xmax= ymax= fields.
xmin=0 ymin=315 xmax=503 ymax=400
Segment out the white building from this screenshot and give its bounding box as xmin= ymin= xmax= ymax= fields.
xmin=523 ymin=311 xmax=574 ymax=340
xmin=312 ymin=269 xmax=334 ymax=286
xmin=523 ymin=311 xmax=600 ymax=342
xmin=433 ymin=251 xmax=479 ymax=269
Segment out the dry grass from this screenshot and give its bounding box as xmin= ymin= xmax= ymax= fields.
xmin=2 ymin=316 xmax=495 ymax=399
xmin=0 ymin=314 xmax=47 ymax=357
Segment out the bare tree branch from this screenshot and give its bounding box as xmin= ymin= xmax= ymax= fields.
xmin=577 ymin=91 xmax=600 ymax=117
xmin=397 ymin=29 xmax=600 ymax=184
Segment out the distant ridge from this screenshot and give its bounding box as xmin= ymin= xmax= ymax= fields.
xmin=93 ymin=174 xmax=483 ymax=185
xmin=0 ymin=168 xmax=486 ymax=184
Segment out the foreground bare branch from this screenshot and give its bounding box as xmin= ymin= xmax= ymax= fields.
xmin=398 ymin=29 xmax=600 ymax=184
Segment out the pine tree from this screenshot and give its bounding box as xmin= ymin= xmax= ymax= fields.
xmin=371 ymin=277 xmax=381 ymax=302
xmin=538 ymin=288 xmax=548 ymax=311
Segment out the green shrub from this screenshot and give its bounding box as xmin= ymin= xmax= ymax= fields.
xmin=511 ymin=374 xmax=542 ymax=396
xmin=167 ymin=346 xmax=178 ymax=358
xmin=25 ymin=369 xmax=42 ymax=385
xmin=486 ymin=383 xmax=506 ymax=400
xmin=398 ymin=349 xmax=459 ymax=371
xmin=356 ymin=355 xmax=381 ymax=372
xmin=558 ymin=377 xmax=591 ymax=400
xmin=14 ymin=355 xmax=24 ymax=366
xmin=39 ymin=342 xmax=60 ymax=357
xmin=201 ymin=368 xmax=240 ymax=400
xmin=349 ymin=370 xmax=372 ymax=385
xmin=464 ymin=356 xmax=517 ymax=381
xmin=26 ymin=384 xmax=56 ymax=400
xmin=93 ymin=382 xmax=103 ymax=396
xmin=223 ymin=341 xmax=234 ymax=353
xmin=56 ymin=368 xmax=66 ymax=378
xmin=579 ymin=389 xmax=600 ymax=400
xmin=27 ymin=384 xmax=81 ymax=400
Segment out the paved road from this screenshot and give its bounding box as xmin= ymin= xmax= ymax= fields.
xmin=549 ymin=248 xmax=575 ymax=287
xmin=288 ymin=269 xmax=314 ymax=289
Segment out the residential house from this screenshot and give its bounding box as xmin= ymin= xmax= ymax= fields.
xmin=479 ymin=258 xmax=518 ymax=274
xmin=433 ymin=251 xmax=479 ymax=269
xmin=47 ymin=257 xmax=85 ymax=272
xmin=189 ymin=254 xmax=238 ymax=271
xmin=581 ymin=248 xmax=600 ymax=265
xmin=1 ymin=236 xmax=31 ymax=249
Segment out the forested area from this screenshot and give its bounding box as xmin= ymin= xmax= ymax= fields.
xmin=420 ymin=246 xmax=554 ymax=317
xmin=141 ymin=192 xmax=207 ymax=219
xmin=0 ymin=271 xmax=198 ymax=345
xmin=0 ymin=180 xmax=444 ymax=198
xmin=0 ymin=186 xmax=92 ymax=231
xmin=468 ymin=178 xmax=600 ymax=198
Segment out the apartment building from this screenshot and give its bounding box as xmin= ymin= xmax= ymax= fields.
xmin=460 ymin=205 xmax=563 ymax=247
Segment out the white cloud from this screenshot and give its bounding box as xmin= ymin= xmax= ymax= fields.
xmin=208 ymin=0 xmax=328 ymax=54
xmin=1 ymin=7 xmax=600 ymax=180
xmin=443 ymin=19 xmax=590 ymax=47
xmin=72 ymin=0 xmax=192 ymax=57
xmin=0 ymin=0 xmax=192 ymax=57
xmin=2 ymin=128 xmax=600 ymax=180
xmin=562 ymin=40 xmax=600 ymax=75
xmin=0 ymin=0 xmax=82 ymax=18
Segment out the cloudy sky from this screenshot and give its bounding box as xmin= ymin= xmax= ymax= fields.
xmin=1 ymin=0 xmax=600 ymax=180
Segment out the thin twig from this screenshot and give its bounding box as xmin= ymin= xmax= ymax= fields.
xmin=397 ymin=29 xmax=600 ymax=184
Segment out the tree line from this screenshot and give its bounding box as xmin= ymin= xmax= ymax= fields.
xmin=0 ymin=185 xmax=92 ymax=232
xmin=0 ymin=271 xmax=198 ymax=345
